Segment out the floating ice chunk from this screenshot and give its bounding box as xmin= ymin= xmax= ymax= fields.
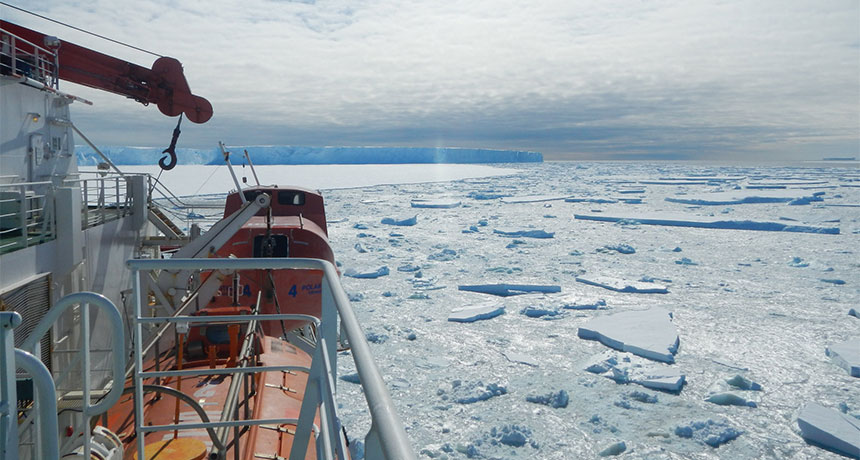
xmin=493 ymin=228 xmax=555 ymax=238
xmin=578 ymin=308 xmax=679 ymax=363
xmin=526 ymin=389 xmax=569 ymax=408
xmin=448 ymin=303 xmax=505 ymax=323
xmin=381 ymin=215 xmax=417 ymax=226
xmin=726 ymin=375 xmax=762 ymax=391
xmin=674 ymin=420 xmax=742 ymax=447
xmin=458 ymin=284 xmax=561 ymax=297
xmin=788 ymin=257 xmax=809 ymax=267
xmin=826 ymin=338 xmax=860 ymax=377
xmin=849 ymin=308 xmax=859 ymax=318
xmin=584 ymin=352 xmax=685 ymax=391
xmin=440 ymin=380 xmax=508 ymax=404
xmin=665 ymin=189 xmax=823 ymax=206
xmin=559 ymin=296 xmax=607 ymax=310
xmin=520 ymin=305 xmax=564 ymax=319
xmin=575 ymin=212 xmax=839 ymax=234
xmin=428 ymin=248 xmax=458 ymax=261
xmin=343 ymin=266 xmax=390 ymax=279
xmin=501 ymin=195 xmax=571 ymax=203
xmin=797 ymin=403 xmax=860 ymax=458
xmin=627 ymin=366 xmax=686 ymax=392
xmin=397 ymin=263 xmax=421 ymax=272
xmin=354 ymin=243 xmax=368 ymax=253
xmin=411 ymin=199 xmax=461 ymax=208
xmin=340 ymin=373 xmax=361 ymax=384
xmin=597 ymin=244 xmax=635 ymax=254
xmin=618 ymin=187 xmax=645 ymax=194
xmin=468 ymin=191 xmax=508 ymax=200
xmin=675 ymin=257 xmax=698 ymax=266
xmin=820 ymin=278 xmax=846 ymax=285
xmin=565 ymin=197 xmax=618 ymax=204
xmin=576 ymin=275 xmax=669 ymax=294
xmin=501 ymin=350 xmax=538 ymax=367
xmin=598 ymin=441 xmax=627 ymax=456
xmin=706 ymin=392 xmax=758 ymax=408
xmin=628 ymin=390 xmax=658 ymax=403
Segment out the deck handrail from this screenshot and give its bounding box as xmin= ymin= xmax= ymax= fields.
xmin=128 ymin=257 xmax=417 ymax=460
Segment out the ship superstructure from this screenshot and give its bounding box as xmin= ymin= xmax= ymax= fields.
xmin=0 ymin=19 xmax=413 ymax=460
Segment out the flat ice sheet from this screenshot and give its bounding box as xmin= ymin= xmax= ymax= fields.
xmin=578 ymin=308 xmax=680 ymax=363
xmin=797 ymin=403 xmax=860 ymax=458
xmin=664 ymin=189 xmax=822 ymax=205
xmin=826 ymin=338 xmax=860 ymax=377
xmin=448 ymin=303 xmax=505 ymax=322
xmin=574 ymin=212 xmax=840 ymax=234
xmin=575 ymin=275 xmax=669 ymax=294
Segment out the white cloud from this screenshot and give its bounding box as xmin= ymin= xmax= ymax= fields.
xmin=3 ymin=0 xmax=857 ymax=158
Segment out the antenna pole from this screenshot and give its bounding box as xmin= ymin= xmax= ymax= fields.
xmin=219 ymin=142 xmax=246 ymax=203
xmin=243 ymin=149 xmax=261 ymax=186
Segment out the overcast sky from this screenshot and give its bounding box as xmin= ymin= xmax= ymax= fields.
xmin=4 ymin=1 xmax=858 ymax=160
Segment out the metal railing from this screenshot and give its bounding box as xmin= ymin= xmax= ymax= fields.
xmin=128 ymin=257 xmax=416 ymax=460
xmin=0 ymin=182 xmax=54 ymax=255
xmin=75 ymin=175 xmax=133 ymax=229
xmin=0 ymin=24 xmax=59 ymax=88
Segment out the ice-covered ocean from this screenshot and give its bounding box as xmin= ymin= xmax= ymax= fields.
xmin=133 ymin=161 xmax=859 ymax=459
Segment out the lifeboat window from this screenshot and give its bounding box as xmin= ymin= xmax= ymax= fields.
xmin=243 ymin=190 xmax=267 ymax=202
xmin=278 ymin=191 xmax=306 ymax=206
xmin=253 ymin=234 xmax=289 ymax=258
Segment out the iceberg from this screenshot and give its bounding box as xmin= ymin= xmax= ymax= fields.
xmin=578 ymin=308 xmax=679 ymax=363
xmin=575 ymin=212 xmax=840 ymax=234
xmin=575 ymin=275 xmax=669 ymax=294
xmin=826 ymin=338 xmax=860 ymax=377
xmin=76 ymin=145 xmax=543 ymax=165
xmin=448 ymin=303 xmax=505 ymax=322
xmin=458 ymin=284 xmax=561 ymax=297
xmin=797 ymin=403 xmax=860 ymax=458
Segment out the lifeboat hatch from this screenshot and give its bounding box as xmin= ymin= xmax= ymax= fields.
xmin=253 ymin=234 xmax=289 ymax=257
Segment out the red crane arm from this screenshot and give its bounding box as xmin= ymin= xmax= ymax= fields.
xmin=1 ymin=20 xmax=212 ymax=124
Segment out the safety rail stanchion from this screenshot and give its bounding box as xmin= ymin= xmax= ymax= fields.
xmin=127 ymin=257 xmax=417 ymax=460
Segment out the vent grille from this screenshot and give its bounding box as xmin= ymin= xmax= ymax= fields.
xmin=0 ymin=275 xmax=52 ymax=373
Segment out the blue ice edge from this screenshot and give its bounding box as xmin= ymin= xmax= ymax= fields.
xmin=575 ymin=214 xmax=840 ymax=235
xmin=75 ymin=145 xmax=543 ymax=165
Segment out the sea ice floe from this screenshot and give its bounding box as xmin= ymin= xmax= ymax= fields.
xmin=565 ymin=197 xmax=618 ymax=204
xmin=849 ymin=308 xmax=859 ymax=318
xmin=598 ymin=441 xmax=627 ymax=456
xmin=447 ymin=303 xmax=505 ymax=323
xmin=584 ymin=352 xmax=685 ymax=392
xmin=597 ymin=244 xmax=635 ymax=254
xmin=725 ymin=374 xmax=763 ymax=391
xmin=578 ymin=308 xmax=679 ymax=363
xmin=575 ymin=212 xmax=840 ymax=234
xmin=820 ymin=278 xmax=846 ymax=285
xmin=575 ymin=275 xmax=669 ymax=294
xmin=438 ymin=380 xmax=508 ymax=404
xmin=520 ymin=305 xmax=564 ymax=319
xmin=825 ymin=338 xmax=860 ymax=377
xmin=674 ymin=419 xmax=742 ymax=447
xmin=343 ymin=266 xmax=390 ymax=279
xmin=525 ymin=389 xmax=569 ymax=408
xmin=492 ymin=228 xmax=555 ymax=238
xmin=705 ymin=392 xmax=758 ymax=408
xmin=410 ymin=198 xmax=461 ymax=208
xmin=380 ymin=215 xmax=418 ymax=226
xmin=664 ymin=189 xmax=823 ymax=206
xmin=458 ymin=284 xmax=561 ymax=297
xmin=501 ymin=195 xmax=571 ymax=203
xmin=797 ymin=402 xmax=860 ymax=458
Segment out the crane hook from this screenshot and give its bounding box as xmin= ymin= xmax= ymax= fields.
xmin=159 ymin=114 xmax=182 ymax=170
